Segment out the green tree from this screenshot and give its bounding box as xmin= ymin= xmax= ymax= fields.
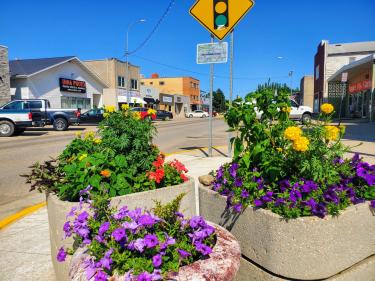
xmin=213 ymin=88 xmax=227 ymax=112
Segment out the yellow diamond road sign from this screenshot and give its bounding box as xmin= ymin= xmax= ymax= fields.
xmin=190 ymin=0 xmax=254 ymax=41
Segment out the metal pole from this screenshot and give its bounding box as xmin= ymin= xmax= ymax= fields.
xmin=227 ymin=30 xmax=234 ymax=157
xmin=208 ymin=35 xmax=214 ymax=157
xmin=126 ymin=28 xmax=130 ymax=107
xmin=338 ymin=83 xmax=346 ymax=126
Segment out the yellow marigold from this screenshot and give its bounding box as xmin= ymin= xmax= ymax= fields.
xmin=121 ymin=104 xmax=130 ymax=111
xmin=320 ymin=103 xmax=334 ymax=115
xmin=147 ymin=108 xmax=156 ymax=115
xmin=93 ymin=138 xmax=102 ymax=144
xmin=284 ymin=126 xmax=302 ymax=141
xmin=292 ymin=136 xmax=309 ymax=152
xmin=276 ymin=147 xmax=283 ymax=152
xmin=282 ymin=107 xmax=291 ymax=113
xmin=103 ymin=112 xmax=110 ymax=118
xmin=104 ymin=105 xmax=116 ymax=113
xmin=100 ymin=169 xmax=111 ymax=178
xmin=78 ymin=154 xmax=87 ymax=161
xmin=75 ymin=132 xmax=82 ymax=138
xmin=84 ymin=131 xmax=95 ymax=139
xmin=324 ymin=125 xmax=340 ymax=141
xmin=133 ymin=112 xmax=141 ymax=120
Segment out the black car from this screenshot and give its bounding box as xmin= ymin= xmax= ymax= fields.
xmin=156 ymin=110 xmax=173 ymax=121
xmin=78 ymin=108 xmax=104 ymax=124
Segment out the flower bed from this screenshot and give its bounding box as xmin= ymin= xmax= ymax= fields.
xmin=57 ymin=191 xmax=240 ymax=281
xmin=200 ymin=87 xmax=375 ymax=279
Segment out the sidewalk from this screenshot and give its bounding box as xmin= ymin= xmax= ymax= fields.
xmin=0 ymin=147 xmax=230 ymax=281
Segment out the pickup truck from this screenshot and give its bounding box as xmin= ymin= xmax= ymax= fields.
xmin=0 ymin=104 xmax=44 ymax=137
xmin=0 ymin=99 xmax=80 ymax=131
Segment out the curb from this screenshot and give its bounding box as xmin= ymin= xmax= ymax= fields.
xmin=0 ymin=201 xmax=46 ymax=230
xmin=0 ymin=145 xmax=228 ymax=230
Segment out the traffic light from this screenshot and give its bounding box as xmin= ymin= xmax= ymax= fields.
xmin=213 ymin=0 xmax=229 ymax=30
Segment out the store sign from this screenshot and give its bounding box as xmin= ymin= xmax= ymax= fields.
xmin=59 ymin=78 xmax=86 ymax=93
xmin=162 ymin=96 xmax=173 ymax=103
xmin=348 ymin=80 xmax=371 ymax=94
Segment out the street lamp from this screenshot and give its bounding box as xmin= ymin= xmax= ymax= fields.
xmin=125 ymin=19 xmax=146 ymax=106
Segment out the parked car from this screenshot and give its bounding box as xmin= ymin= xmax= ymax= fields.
xmin=203 ymin=109 xmax=218 ymax=117
xmin=156 ymin=110 xmax=173 ymax=121
xmin=130 ymin=107 xmax=157 ymax=120
xmin=78 ymin=108 xmax=104 ymax=124
xmin=0 ymin=101 xmax=44 ymax=136
xmin=185 ymin=110 xmax=209 ymax=118
xmin=0 ymin=99 xmax=80 ymax=131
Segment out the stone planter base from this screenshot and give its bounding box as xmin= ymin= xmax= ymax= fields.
xmin=48 ymin=178 xmax=195 ymax=281
xmin=235 ymin=254 xmax=375 ymax=281
xmin=69 ymin=224 xmax=241 ymax=281
xmin=199 ymin=183 xmax=375 ymax=280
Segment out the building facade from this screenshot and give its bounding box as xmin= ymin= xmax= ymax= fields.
xmin=300 ymin=76 xmax=314 ymax=108
xmin=84 ymin=58 xmax=143 ymax=108
xmin=0 ymin=45 xmax=11 ymax=105
xmin=141 ymin=74 xmax=200 ymax=111
xmin=327 ymin=54 xmax=374 ymax=121
xmin=314 ymin=40 xmax=375 ymax=112
xmin=9 ymin=56 xmax=106 ymax=109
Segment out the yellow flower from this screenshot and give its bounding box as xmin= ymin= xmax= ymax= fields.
xmin=104 ymin=105 xmax=116 ymax=113
xmin=103 ymin=112 xmax=110 ymax=118
xmin=292 ymin=136 xmax=309 ymax=152
xmin=78 ymin=154 xmax=88 ymax=161
xmin=147 ymin=108 xmax=156 ymax=115
xmin=84 ymin=131 xmax=95 ymax=139
xmin=324 ymin=125 xmax=340 ymax=141
xmin=121 ymin=104 xmax=130 ymax=111
xmin=320 ymin=103 xmax=334 ymax=115
xmin=93 ymin=138 xmax=102 ymax=144
xmin=282 ymin=107 xmax=291 ymax=113
xmin=284 ymin=126 xmax=302 ymax=141
xmin=100 ymin=169 xmax=111 ymax=178
xmin=133 ymin=112 xmax=141 ymax=120
xmin=276 ymin=147 xmax=283 ymax=152
xmin=75 ymin=132 xmax=82 ymax=138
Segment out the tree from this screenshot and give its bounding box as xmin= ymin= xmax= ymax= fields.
xmin=212 ymin=88 xmax=227 ymax=112
xmin=246 ymin=82 xmax=299 ymax=101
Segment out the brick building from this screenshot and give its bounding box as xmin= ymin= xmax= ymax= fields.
xmin=0 ymin=45 xmax=11 ymax=105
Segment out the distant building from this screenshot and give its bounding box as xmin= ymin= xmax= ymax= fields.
xmin=314 ymin=40 xmax=375 ymax=112
xmin=84 ymin=58 xmax=143 ymax=108
xmin=300 ymin=76 xmax=314 ymax=109
xmin=141 ymin=74 xmax=200 ymax=113
xmin=9 ymin=56 xmax=106 ymax=109
xmin=0 ymin=45 xmax=11 ymax=105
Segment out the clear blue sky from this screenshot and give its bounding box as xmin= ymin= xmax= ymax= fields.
xmin=1 ymin=0 xmax=374 ymax=97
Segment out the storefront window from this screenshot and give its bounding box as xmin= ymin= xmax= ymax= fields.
xmin=61 ymin=96 xmax=91 ymax=110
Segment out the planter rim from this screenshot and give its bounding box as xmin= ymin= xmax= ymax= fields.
xmin=200 ymin=183 xmax=373 ymax=221
xmin=46 ymin=176 xmax=194 ymax=203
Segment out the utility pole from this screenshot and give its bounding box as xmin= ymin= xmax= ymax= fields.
xmin=289 ymin=71 xmax=294 ymax=96
xmin=208 ymin=35 xmax=214 ymax=157
xmin=227 ymin=30 xmax=234 ymax=157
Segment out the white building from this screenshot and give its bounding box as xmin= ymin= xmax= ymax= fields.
xmin=9 ymin=56 xmax=107 ymax=109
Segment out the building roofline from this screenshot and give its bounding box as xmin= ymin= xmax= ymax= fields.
xmin=0 ymin=45 xmax=8 ymax=49
xmin=141 ymin=76 xmax=200 ymax=81
xmin=83 ymin=58 xmax=139 ymax=68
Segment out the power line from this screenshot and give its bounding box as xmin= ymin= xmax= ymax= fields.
xmin=128 ymin=0 xmax=175 ymax=55
xmin=133 ymin=54 xmax=290 ymax=81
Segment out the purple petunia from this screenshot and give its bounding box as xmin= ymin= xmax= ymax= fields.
xmin=100 ymin=248 xmax=113 ymax=270
xmin=216 ymin=166 xmax=224 ymax=180
xmin=254 ymin=199 xmax=263 ymax=207
xmin=94 ymin=270 xmax=108 ymax=281
xmin=195 ymin=241 xmax=212 ymax=255
xmin=129 ymin=238 xmax=146 ymax=253
xmin=324 ymin=189 xmax=339 ymax=205
xmin=152 ymin=254 xmax=162 ymax=268
xmin=63 ymin=221 xmax=72 ymax=238
xmin=370 ymin=200 xmax=375 ymax=209
xmin=79 ymin=185 xmax=93 ymax=196
xmin=274 ymin=198 xmax=285 ymax=207
xmin=279 ymin=179 xmax=291 ymax=192
xmin=178 ymin=249 xmax=192 ymax=259
xmin=241 ymin=189 xmax=249 ymax=199
xmin=189 ymin=216 xmax=206 ymax=229
xmin=112 ymin=228 xmax=126 ymax=242
xmin=144 ymin=234 xmax=159 ymax=248
xmin=137 ymin=272 xmax=152 ymax=281
xmin=311 ymin=203 xmax=327 ymax=218
xmin=234 ymin=178 xmax=243 ymax=187
xmin=56 ymin=247 xmax=67 ymax=262
xmin=138 ymin=214 xmax=159 ymax=227
xmin=301 ymin=180 xmax=318 ymax=193
xmin=98 ymin=222 xmax=110 ymax=237
xmin=113 ymin=206 xmax=129 ymax=220
xmin=229 ymin=163 xmax=239 ymax=178
xmin=233 ymin=203 xmax=242 ymax=213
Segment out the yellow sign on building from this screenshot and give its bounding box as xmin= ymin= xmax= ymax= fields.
xmin=190 ymin=0 xmax=255 ymax=41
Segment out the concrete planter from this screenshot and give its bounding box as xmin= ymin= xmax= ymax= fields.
xmin=199 ymin=184 xmax=375 ymax=280
xmin=47 ymin=178 xmax=195 ymax=281
xmin=69 ymin=224 xmax=241 ymax=281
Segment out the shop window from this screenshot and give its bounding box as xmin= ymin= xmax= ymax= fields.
xmin=159 ymin=81 xmax=165 ymax=85
xmin=315 ymin=65 xmax=319 ymax=80
xmin=61 ymin=97 xmax=91 ymax=110
xmin=118 ymin=76 xmax=125 ymax=87
xmin=141 ymin=82 xmax=145 ymax=85
xmin=131 ymin=79 xmax=138 ymax=90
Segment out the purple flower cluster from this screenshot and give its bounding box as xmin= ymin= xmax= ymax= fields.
xmin=58 ymin=190 xmax=216 ymax=281
xmin=212 ymin=154 xmax=374 ymax=219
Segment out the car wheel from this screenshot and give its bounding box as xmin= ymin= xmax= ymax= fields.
xmin=301 ymin=113 xmax=311 ymax=124
xmin=0 ymin=120 xmax=15 ymax=137
xmin=53 ymin=118 xmax=68 ymax=131
xmin=189 ymin=114 xmax=193 ymax=118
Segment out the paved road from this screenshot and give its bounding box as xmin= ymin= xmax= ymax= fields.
xmin=0 ymin=118 xmax=228 ymax=219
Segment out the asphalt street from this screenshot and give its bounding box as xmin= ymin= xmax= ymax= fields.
xmin=0 ymin=118 xmax=228 ymax=220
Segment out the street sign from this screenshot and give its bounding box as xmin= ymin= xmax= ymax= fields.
xmin=190 ymin=0 xmax=255 ymax=41
xmin=197 ymin=42 xmax=228 ymax=64
xmin=341 ymin=72 xmax=348 ymax=83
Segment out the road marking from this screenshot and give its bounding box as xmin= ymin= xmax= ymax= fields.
xmin=0 ymin=201 xmax=47 ymax=230
xmin=0 ymin=145 xmax=227 ymax=230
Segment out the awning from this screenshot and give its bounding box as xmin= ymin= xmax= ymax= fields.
xmin=144 ymin=97 xmax=156 ymax=104
xmin=117 ymin=96 xmax=146 ymax=105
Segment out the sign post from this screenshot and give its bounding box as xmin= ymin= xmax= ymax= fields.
xmin=338 ymin=72 xmax=348 ymax=126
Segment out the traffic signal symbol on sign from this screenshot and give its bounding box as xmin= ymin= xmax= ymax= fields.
xmin=190 ymin=0 xmax=254 ymax=41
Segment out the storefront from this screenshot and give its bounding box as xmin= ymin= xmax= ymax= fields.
xmin=140 ymin=85 xmax=159 ymax=108
xmin=327 ymin=54 xmax=374 ymax=121
xmin=9 ymin=56 xmax=107 ymax=110
xmin=159 ymin=93 xmax=174 ymax=112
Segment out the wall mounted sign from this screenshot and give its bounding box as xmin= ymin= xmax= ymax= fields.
xmin=59 ymin=78 xmax=86 ymax=93
xmin=348 ymin=80 xmax=371 ymax=94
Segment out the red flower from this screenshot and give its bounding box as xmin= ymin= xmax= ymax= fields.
xmin=140 ymin=111 xmax=148 ymax=120
xmin=169 ymin=159 xmax=188 ymax=173
xmin=148 ymin=168 xmax=165 ymax=184
xmin=180 ymin=173 xmax=188 ymax=182
xmin=151 ymin=114 xmax=156 ymax=120
xmin=152 ymin=156 xmax=164 ymax=169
